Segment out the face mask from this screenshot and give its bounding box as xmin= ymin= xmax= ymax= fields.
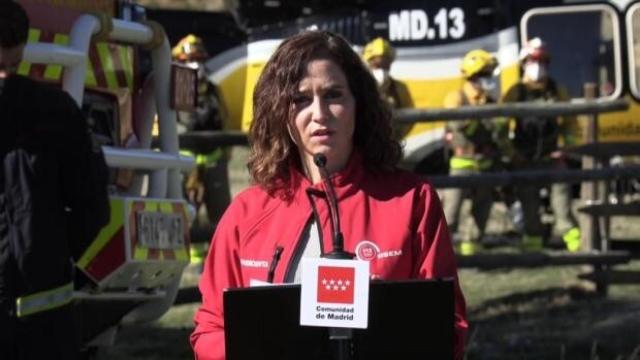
xmin=524 ymin=62 xmax=547 ymax=82
xmin=185 ymin=61 xmax=201 ymax=70
xmin=477 ymin=77 xmax=497 ymax=92
xmin=371 ymin=68 xmax=389 ymax=87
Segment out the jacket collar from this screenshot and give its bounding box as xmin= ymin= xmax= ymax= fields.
xmin=287 ymin=150 xmax=365 ymax=205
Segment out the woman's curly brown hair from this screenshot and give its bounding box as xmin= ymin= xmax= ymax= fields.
xmin=248 ymin=31 xmax=402 ymax=196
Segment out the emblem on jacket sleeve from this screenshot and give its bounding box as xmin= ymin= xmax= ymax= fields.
xmin=355 ymin=240 xmax=380 ymax=261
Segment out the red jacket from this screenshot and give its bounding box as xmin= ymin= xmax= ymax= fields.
xmin=191 ymin=153 xmax=468 ymax=359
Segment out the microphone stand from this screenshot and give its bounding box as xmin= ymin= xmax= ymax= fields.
xmin=313 ymin=153 xmax=354 ymax=260
xmin=313 ymin=154 xmax=354 ymax=360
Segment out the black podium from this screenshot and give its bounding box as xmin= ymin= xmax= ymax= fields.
xmin=223 ymin=278 xmax=454 ymax=360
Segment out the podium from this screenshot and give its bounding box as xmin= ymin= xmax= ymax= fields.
xmin=223 ymin=278 xmax=454 ymax=360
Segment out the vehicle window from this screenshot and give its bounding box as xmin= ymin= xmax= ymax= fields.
xmin=521 ymin=5 xmax=622 ymax=100
xmin=627 ymin=3 xmax=640 ymax=99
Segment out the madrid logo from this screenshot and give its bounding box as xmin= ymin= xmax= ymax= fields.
xmin=355 ymin=240 xmax=380 ymax=261
xmin=317 ymin=266 xmax=355 ymax=304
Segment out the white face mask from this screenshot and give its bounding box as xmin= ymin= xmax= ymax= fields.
xmin=371 ymin=68 xmax=389 ymax=86
xmin=185 ymin=61 xmax=201 ymax=70
xmin=478 ymin=77 xmax=497 ymax=92
xmin=524 ymin=62 xmax=547 ymax=82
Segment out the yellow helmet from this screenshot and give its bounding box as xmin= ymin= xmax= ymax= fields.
xmin=172 ymin=34 xmax=208 ymax=62
xmin=362 ymin=37 xmax=395 ymax=63
xmin=461 ymin=49 xmax=498 ymax=79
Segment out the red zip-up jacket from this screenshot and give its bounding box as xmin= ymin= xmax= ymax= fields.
xmin=191 ymin=153 xmax=468 ymax=359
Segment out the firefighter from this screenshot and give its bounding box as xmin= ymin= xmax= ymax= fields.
xmin=0 ymin=2 xmax=110 ymax=358
xmin=501 ymin=37 xmax=581 ymax=252
xmin=362 ymin=37 xmax=414 ymax=138
xmin=442 ymin=49 xmax=511 ymax=255
xmin=172 ymin=34 xmax=231 ymax=266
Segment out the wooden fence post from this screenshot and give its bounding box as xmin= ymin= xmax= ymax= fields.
xmin=579 ymin=82 xmax=609 ymax=295
xmin=580 ymin=82 xmax=599 ymax=252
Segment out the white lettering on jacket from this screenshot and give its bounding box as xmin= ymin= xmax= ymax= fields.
xmin=377 ymin=250 xmax=403 ymax=259
xmin=240 ymin=259 xmax=269 ymax=268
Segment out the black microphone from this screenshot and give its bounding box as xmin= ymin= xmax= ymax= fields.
xmin=313 ymin=153 xmax=354 ymax=260
xmin=314 ymin=154 xmax=355 ymax=360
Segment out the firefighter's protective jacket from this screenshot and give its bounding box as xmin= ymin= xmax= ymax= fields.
xmin=0 ymin=75 xmax=110 ymax=319
xmin=444 ymin=82 xmax=509 ymax=170
xmin=501 ymin=78 xmax=579 ymax=162
xmin=381 ymin=77 xmax=413 ymax=110
xmin=383 ymin=77 xmax=414 ymax=139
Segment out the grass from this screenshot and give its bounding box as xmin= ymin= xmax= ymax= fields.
xmin=98 ymin=147 xmax=640 ymax=359
xmin=461 ymin=261 xmax=640 ymax=360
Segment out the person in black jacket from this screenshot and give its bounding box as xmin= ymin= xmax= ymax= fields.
xmin=0 ymin=2 xmax=110 ymax=359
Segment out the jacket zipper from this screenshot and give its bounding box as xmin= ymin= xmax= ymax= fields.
xmin=266 ymin=246 xmax=283 ymax=283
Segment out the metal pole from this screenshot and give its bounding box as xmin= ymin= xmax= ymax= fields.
xmin=580 ymin=83 xmax=600 ymax=253
xmin=580 ymin=82 xmax=609 ymax=296
xmin=394 ymin=99 xmax=629 ymax=123
xmin=427 ymin=166 xmax=640 ymax=188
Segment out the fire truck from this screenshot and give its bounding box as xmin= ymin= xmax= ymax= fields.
xmin=17 ymin=0 xmax=196 ymax=349
xmin=209 ymin=0 xmax=640 ymax=174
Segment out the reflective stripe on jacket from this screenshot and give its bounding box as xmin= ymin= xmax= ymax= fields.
xmin=450 ymin=156 xmax=492 ymax=171
xmin=16 ymin=282 xmax=73 ymax=317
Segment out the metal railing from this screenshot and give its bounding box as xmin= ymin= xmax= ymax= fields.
xmin=394 ymin=98 xmax=629 ymax=123
xmin=23 ymin=14 xmax=194 ymax=200
xmin=428 ymin=165 xmax=640 ymax=188
xmin=394 ymin=98 xmax=634 ymax=188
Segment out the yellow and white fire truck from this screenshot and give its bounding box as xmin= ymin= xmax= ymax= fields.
xmin=17 ymin=0 xmax=196 ymax=349
xmin=209 ymin=0 xmax=640 ymax=174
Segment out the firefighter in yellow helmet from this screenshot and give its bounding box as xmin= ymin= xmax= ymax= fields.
xmin=501 ymin=37 xmax=581 ymax=252
xmin=172 ymin=34 xmax=209 ymax=62
xmin=172 ymin=34 xmax=231 ymax=267
xmin=362 ymin=37 xmax=414 ymax=138
xmin=442 ymin=49 xmax=511 ymax=256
